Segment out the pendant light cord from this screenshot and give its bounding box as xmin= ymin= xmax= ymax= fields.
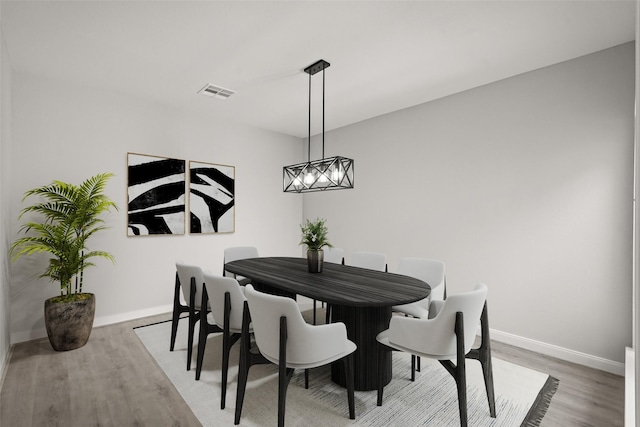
xmin=308 ymin=70 xmax=311 ymax=163
xmin=322 ymin=67 xmax=325 ymax=159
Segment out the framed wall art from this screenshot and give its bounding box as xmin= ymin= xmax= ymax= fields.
xmin=189 ymin=160 xmax=235 ymax=234
xmin=127 ymin=153 xmax=186 ymax=236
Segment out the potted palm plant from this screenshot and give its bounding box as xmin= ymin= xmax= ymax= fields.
xmin=11 ymin=173 xmax=118 ymax=351
xmin=300 ymin=218 xmax=332 ymax=273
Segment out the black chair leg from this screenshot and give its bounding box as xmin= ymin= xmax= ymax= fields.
xmin=439 ymin=312 xmax=468 ymax=427
xmin=235 ymin=302 xmax=252 ymax=425
xmin=411 ymin=355 xmax=416 ymax=381
xmin=221 ymin=330 xmax=230 ymax=408
xmin=377 ymin=343 xmax=387 ymax=406
xmin=186 ymin=278 xmax=199 ymax=371
xmin=235 ymin=301 xmax=269 ymax=425
xmin=467 ymin=302 xmax=496 ymax=418
xmin=195 ymin=301 xmax=208 ymax=380
xmin=312 ymin=299 xmax=317 ymax=325
xmin=344 ymin=353 xmax=355 ymax=419
xmin=170 ymin=273 xmax=186 ymax=351
xmin=455 ymin=360 xmax=468 ymax=427
xmin=417 ymin=356 xmax=421 ymax=372
xmin=195 ymin=286 xmax=224 ymax=381
xmin=454 ymin=312 xmax=468 ymax=427
xmin=235 ymin=336 xmax=249 ymax=424
xmin=278 ymin=316 xmax=294 ymax=427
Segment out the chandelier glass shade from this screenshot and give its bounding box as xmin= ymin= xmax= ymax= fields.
xmin=283 ymin=59 xmax=355 ymax=193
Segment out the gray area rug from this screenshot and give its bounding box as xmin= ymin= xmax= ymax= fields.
xmin=135 ymin=314 xmax=557 ymax=426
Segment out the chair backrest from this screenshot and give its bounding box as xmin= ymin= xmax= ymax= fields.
xmin=203 ymin=271 xmax=246 ymax=330
xmin=175 ymin=261 xmax=205 ymax=309
xmin=223 ymin=246 xmax=259 ymax=277
xmin=398 ymin=257 xmax=446 ymax=302
xmin=420 ymin=283 xmax=487 ymax=356
xmin=245 ymin=284 xmax=341 ymax=365
xmin=324 ymin=247 xmax=345 ymax=264
xmin=349 ymin=251 xmax=387 ymax=272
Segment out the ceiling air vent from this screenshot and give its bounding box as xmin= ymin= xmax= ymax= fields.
xmin=198 ymin=83 xmax=235 ymax=99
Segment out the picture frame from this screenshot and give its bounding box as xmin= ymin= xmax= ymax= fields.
xmin=188 ymin=160 xmax=235 ymax=234
xmin=127 ymin=153 xmax=186 ymax=236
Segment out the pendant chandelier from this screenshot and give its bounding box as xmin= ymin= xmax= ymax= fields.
xmin=283 ymin=59 xmax=354 ymax=193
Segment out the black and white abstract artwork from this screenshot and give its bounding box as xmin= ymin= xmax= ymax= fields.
xmin=127 ymin=153 xmax=186 ymax=236
xmin=189 ymin=161 xmax=235 ymax=234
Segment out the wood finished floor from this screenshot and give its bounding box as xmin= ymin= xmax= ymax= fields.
xmin=0 ymin=308 xmax=625 ymax=427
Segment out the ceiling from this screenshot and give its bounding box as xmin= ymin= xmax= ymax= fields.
xmin=1 ymin=1 xmax=636 ymax=139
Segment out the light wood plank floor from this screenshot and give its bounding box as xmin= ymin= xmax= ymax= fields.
xmin=0 ymin=309 xmax=624 ymax=426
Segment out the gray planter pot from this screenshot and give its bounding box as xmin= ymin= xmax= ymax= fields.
xmin=307 ymin=249 xmax=324 ymax=273
xmin=44 ymin=293 xmax=95 ymax=351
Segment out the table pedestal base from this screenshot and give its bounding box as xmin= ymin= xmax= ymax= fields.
xmin=330 ymin=305 xmax=392 ymax=391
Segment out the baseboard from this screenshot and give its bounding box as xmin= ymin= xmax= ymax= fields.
xmin=92 ymin=304 xmax=173 ymax=328
xmin=10 ymin=304 xmax=174 ymax=345
xmin=7 ymin=302 xmax=627 ymax=378
xmin=490 ymin=328 xmax=625 ymax=376
xmin=0 ymin=344 xmax=13 ymax=393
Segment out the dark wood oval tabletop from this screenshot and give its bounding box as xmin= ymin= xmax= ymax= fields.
xmin=224 ymin=256 xmax=430 ymax=307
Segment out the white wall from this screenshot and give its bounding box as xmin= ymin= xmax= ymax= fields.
xmin=304 ymin=43 xmax=635 ymax=370
xmin=8 ymin=71 xmax=303 ymax=343
xmin=0 ymin=5 xmax=12 ymax=377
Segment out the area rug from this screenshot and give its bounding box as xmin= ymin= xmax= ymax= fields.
xmin=134 ymin=316 xmax=558 ymax=426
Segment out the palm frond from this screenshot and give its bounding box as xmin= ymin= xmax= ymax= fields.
xmin=12 ymin=173 xmax=118 ymax=295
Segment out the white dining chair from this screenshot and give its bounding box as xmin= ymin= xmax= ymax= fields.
xmin=223 ymin=246 xmax=259 ymax=285
xmin=349 ymin=251 xmax=387 ymax=272
xmin=237 ymin=285 xmax=357 ymax=427
xmin=392 ymin=257 xmax=446 ymax=318
xmin=392 ymin=257 xmax=446 ymax=376
xmin=376 ymin=283 xmax=496 ymax=426
xmin=323 ymin=247 xmax=345 ymax=264
xmin=198 ymin=271 xmax=248 ymax=409
xmin=172 ymin=262 xmax=219 ymax=372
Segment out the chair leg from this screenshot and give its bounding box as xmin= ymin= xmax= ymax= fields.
xmin=195 ymin=293 xmax=208 ymax=380
xmin=186 ymin=278 xmax=198 ymax=371
xmin=377 ymin=343 xmax=387 ymax=406
xmin=195 ymin=286 xmax=224 ymax=381
xmin=312 ymin=299 xmax=317 ymax=325
xmin=235 ymin=301 xmax=269 ymax=425
xmin=305 ymin=369 xmax=309 ymax=389
xmin=278 ymin=316 xmax=294 ymax=427
xmin=411 ymin=355 xmax=416 ymax=381
xmin=325 ymin=304 xmax=331 ymax=324
xmin=417 ymin=356 xmax=421 ymax=372
xmin=454 ymin=312 xmax=468 ymax=427
xmin=343 ymin=353 xmax=355 ymax=419
xmin=467 ymin=302 xmax=496 ymax=418
xmin=220 ymin=293 xmax=240 ymax=409
xmin=220 ymin=292 xmax=231 ymax=408
xmin=439 ymin=312 xmax=468 ymax=427
xmin=235 ymin=302 xmax=252 ymax=425
xmin=170 ymin=273 xmax=184 ymax=351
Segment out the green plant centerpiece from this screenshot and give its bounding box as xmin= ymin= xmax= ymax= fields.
xmin=11 ymin=173 xmax=118 ymax=351
xmin=300 ymin=218 xmax=331 ymax=273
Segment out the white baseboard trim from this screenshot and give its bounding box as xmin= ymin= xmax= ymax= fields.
xmin=490 ymin=328 xmax=625 ymax=376
xmin=10 ymin=304 xmax=174 ymax=345
xmin=0 ymin=344 xmax=14 ymax=393
xmin=93 ymin=304 xmax=173 ymax=328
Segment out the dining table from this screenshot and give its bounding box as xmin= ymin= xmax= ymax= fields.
xmin=224 ymin=256 xmax=430 ymax=391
